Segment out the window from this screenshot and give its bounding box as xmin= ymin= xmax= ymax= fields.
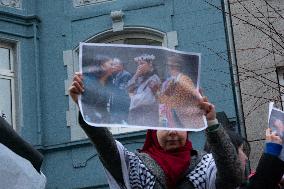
xmin=0 ymin=42 xmax=16 ymax=128
xmin=65 ymin=28 xmax=178 ymax=140
xmin=277 ymin=67 xmax=284 ymax=109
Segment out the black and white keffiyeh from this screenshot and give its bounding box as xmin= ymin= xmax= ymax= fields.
xmin=104 ymin=141 xmax=217 ymax=189
xmin=187 ymin=153 xmax=217 ymax=189
xmin=104 ymin=141 xmax=156 ymax=189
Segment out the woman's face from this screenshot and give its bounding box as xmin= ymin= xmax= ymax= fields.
xmin=167 ymin=64 xmax=181 ymax=77
xmin=274 ymin=119 xmax=284 ymax=134
xmin=238 ymin=144 xmax=248 ymax=173
xmin=138 ymin=60 xmax=152 ymax=74
xmin=156 ymin=130 xmax=187 ymax=151
xmin=101 ymin=60 xmax=114 ymax=75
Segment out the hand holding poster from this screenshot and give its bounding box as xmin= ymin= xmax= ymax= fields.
xmin=78 ymin=43 xmax=206 ymax=131
xmin=268 ymin=102 xmax=284 ymax=160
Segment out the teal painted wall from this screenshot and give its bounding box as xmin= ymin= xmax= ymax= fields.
xmin=0 ymin=0 xmax=235 ymax=188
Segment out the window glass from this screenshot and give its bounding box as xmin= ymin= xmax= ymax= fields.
xmin=0 ymin=78 xmax=12 ymax=125
xmin=0 ymin=42 xmax=15 ymax=129
xmin=277 ymin=68 xmax=284 ymax=109
xmin=124 ymin=38 xmax=161 ymax=46
xmin=0 ymin=47 xmax=11 ymax=70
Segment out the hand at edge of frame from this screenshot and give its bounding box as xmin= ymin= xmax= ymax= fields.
xmin=69 ymin=72 xmax=84 ymax=105
xmin=200 ymin=97 xmax=216 ymax=121
xmin=198 ymin=92 xmax=216 ymax=123
xmin=266 ymin=128 xmax=282 ymax=145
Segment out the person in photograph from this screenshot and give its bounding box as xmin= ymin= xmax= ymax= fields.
xmin=81 ymin=55 xmax=115 ymax=123
xmin=110 ymin=58 xmax=132 ymax=124
xmin=69 ymin=77 xmax=244 ymax=188
xmin=127 ymin=54 xmax=161 ymax=126
xmin=159 ymin=55 xmax=202 ymax=129
xmin=272 ymin=118 xmax=284 ymax=138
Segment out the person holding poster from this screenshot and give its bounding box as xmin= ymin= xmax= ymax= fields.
xmin=241 ymin=128 xmax=284 ymax=189
xmin=244 ymin=104 xmax=284 ymax=189
xmin=69 ymin=72 xmax=243 ymax=189
xmin=127 ymin=54 xmax=161 ymax=126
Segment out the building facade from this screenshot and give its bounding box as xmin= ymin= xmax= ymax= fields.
xmin=0 ymin=0 xmax=238 ymax=188
xmin=227 ymin=0 xmax=284 ymax=169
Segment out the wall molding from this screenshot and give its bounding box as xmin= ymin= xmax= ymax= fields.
xmin=35 ymin=130 xmax=146 ymax=152
xmin=0 ymin=11 xmax=40 ymax=25
xmin=0 ymin=0 xmax=21 ymax=9
xmin=73 ymin=0 xmax=113 ymax=7
xmin=0 ymin=11 xmax=40 ymax=38
xmin=110 ymin=10 xmax=124 ymax=32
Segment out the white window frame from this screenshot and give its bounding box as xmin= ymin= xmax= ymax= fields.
xmin=0 ymin=41 xmax=16 ymax=129
xmin=65 ymin=27 xmax=178 ymax=141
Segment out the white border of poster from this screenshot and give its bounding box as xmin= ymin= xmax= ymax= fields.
xmin=78 ymin=43 xmax=207 ymax=131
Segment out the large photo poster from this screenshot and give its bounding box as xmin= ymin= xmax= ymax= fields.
xmin=78 ymin=43 xmax=206 ymax=131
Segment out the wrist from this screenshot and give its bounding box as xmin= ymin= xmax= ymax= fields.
xmin=206 ymin=124 xmax=220 ymax=132
xmin=207 ymin=118 xmax=218 ymax=126
xmin=265 ymin=142 xmax=282 ymax=157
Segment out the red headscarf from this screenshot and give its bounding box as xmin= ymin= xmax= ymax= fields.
xmin=140 ymin=130 xmax=192 ymax=187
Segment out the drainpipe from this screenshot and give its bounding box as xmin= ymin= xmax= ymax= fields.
xmin=223 ymin=0 xmax=247 ymax=138
xmin=33 ymin=22 xmax=42 ymax=146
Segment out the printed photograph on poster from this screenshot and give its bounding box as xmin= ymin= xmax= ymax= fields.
xmin=78 ymin=43 xmax=206 ymax=131
xmin=269 ymin=103 xmax=284 ymax=139
xmin=268 ymin=102 xmax=284 ymax=160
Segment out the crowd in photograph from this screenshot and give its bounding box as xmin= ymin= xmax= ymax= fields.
xmin=81 ymin=53 xmax=203 ymax=129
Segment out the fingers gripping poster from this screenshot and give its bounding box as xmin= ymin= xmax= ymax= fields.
xmin=78 ymin=43 xmax=206 ymax=131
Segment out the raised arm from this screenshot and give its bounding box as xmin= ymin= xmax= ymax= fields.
xmin=206 ymin=123 xmax=243 ymax=189
xmin=69 ymin=72 xmax=124 ymax=185
xmin=247 ymin=128 xmax=284 ymax=189
xmin=199 ymin=96 xmax=243 ymax=189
